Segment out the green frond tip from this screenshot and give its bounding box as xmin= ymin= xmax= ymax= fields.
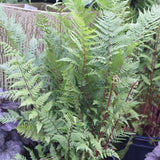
xmin=52 ymin=134 xmax=68 ymax=151
xmin=14 ymin=154 xmax=27 ymax=160
xmin=16 ymin=122 xmax=44 ymax=141
xmin=20 ymin=97 xmax=35 ymax=107
xmin=105 ymin=148 xmax=120 ymax=160
xmin=29 ymin=110 xmax=38 ymax=120
xmin=76 ymin=143 xmax=95 ymax=159
xmin=90 ymin=138 xmax=103 ymax=158
xmin=25 ymin=147 xmax=38 ymax=160
xmin=0 ymin=110 xmax=19 ymax=124
xmin=36 ymin=92 xmax=52 ymax=107
xmin=31 ymin=81 xmax=44 ymax=98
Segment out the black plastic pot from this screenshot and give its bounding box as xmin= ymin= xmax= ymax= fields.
xmin=123 ymin=136 xmax=157 ymax=160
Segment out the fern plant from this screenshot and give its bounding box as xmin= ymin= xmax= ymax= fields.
xmin=2 ymin=0 xmax=159 ymax=159
xmin=130 ymin=5 xmax=160 ymax=137
xmin=130 ymin=0 xmax=158 ymax=11
xmin=127 ymin=0 xmax=158 ymax=22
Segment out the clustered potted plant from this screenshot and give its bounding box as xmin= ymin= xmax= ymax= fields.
xmin=0 ymin=0 xmax=160 ymax=160
xmin=120 ymin=1 xmax=160 ymax=159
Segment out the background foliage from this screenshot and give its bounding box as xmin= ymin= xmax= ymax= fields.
xmin=0 ymin=0 xmax=160 ymax=159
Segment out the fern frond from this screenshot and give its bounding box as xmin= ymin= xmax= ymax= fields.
xmin=127 ymin=5 xmax=160 ymax=44
xmin=104 ymin=148 xmax=120 ymax=160
xmin=30 ymin=81 xmax=43 ymax=98
xmin=40 ymin=112 xmax=64 ymax=137
xmin=20 ymin=97 xmax=35 ymax=107
xmin=36 ymin=92 xmax=52 ymax=107
xmin=0 ymin=109 xmax=19 ymax=124
xmin=76 ymin=143 xmax=95 ymax=159
xmin=90 ymin=138 xmax=103 ymax=158
xmin=25 ymin=147 xmax=38 ymax=160
xmin=16 ymin=122 xmax=44 ymax=141
xmin=49 ymin=144 xmax=59 ymax=160
xmin=52 ymin=134 xmax=68 ymax=151
xmin=14 ymin=154 xmax=27 ymax=160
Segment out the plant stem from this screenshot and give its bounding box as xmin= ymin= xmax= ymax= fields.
xmin=67 ymin=123 xmax=73 ymax=160
xmin=103 ymin=83 xmax=114 ymax=123
xmin=15 ymin=54 xmax=47 ymax=136
xmin=59 ymin=2 xmax=63 ymax=55
xmin=100 ymin=72 xmax=108 ymax=115
xmin=104 ymin=117 xmax=120 ymax=150
xmin=125 ymin=81 xmax=138 ymax=102
xmin=141 ymin=28 xmax=160 ymax=135
xmin=104 ymin=81 xmax=138 ymax=149
xmin=77 ymin=32 xmax=87 ymax=121
xmin=98 ymin=82 xmax=114 ymax=140
xmin=76 ymin=94 xmax=83 ymax=122
xmin=144 ymin=41 xmax=151 ymax=74
xmin=80 ymin=35 xmax=86 ymax=92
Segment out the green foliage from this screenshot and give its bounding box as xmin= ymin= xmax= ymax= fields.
xmin=127 ymin=0 xmax=158 ymax=21
xmin=0 ymin=109 xmax=19 ymax=123
xmin=130 ymin=0 xmax=158 ymax=11
xmin=1 ymin=0 xmax=160 ymax=159
xmin=0 ymin=1 xmax=139 ymax=159
xmin=132 ymin=5 xmax=160 ymax=136
xmin=14 ymin=154 xmax=28 ymax=160
xmin=15 ymin=147 xmax=38 ymax=160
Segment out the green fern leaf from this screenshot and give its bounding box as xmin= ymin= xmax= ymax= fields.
xmin=52 ymin=134 xmax=68 ymax=151
xmin=20 ymin=97 xmax=35 ymax=107
xmin=14 ymin=154 xmax=27 ymax=160
xmin=25 ymin=147 xmax=38 ymax=160
xmin=31 ymin=81 xmax=43 ymax=98
xmin=76 ymin=143 xmax=95 ymax=159
xmin=105 ymin=148 xmax=120 ymax=160
xmin=10 ymin=80 xmax=26 ymax=88
xmin=141 ymin=74 xmax=150 ymax=85
xmin=0 ymin=110 xmax=19 ymax=124
xmin=29 ymin=110 xmax=38 ymax=120
xmin=36 ymin=92 xmax=52 ymax=107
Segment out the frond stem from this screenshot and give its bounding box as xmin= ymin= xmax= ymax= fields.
xmin=67 ymin=123 xmax=73 ymax=160
xmin=100 ymin=72 xmax=108 ymax=115
xmin=104 ymin=80 xmax=138 ymax=150
xmin=98 ymin=82 xmax=114 ymax=140
xmin=80 ymin=34 xmax=86 ymax=92
xmin=15 ymin=54 xmax=47 ymax=137
xmin=103 ymin=83 xmax=114 ymax=123
xmin=125 ymin=81 xmax=138 ymax=102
